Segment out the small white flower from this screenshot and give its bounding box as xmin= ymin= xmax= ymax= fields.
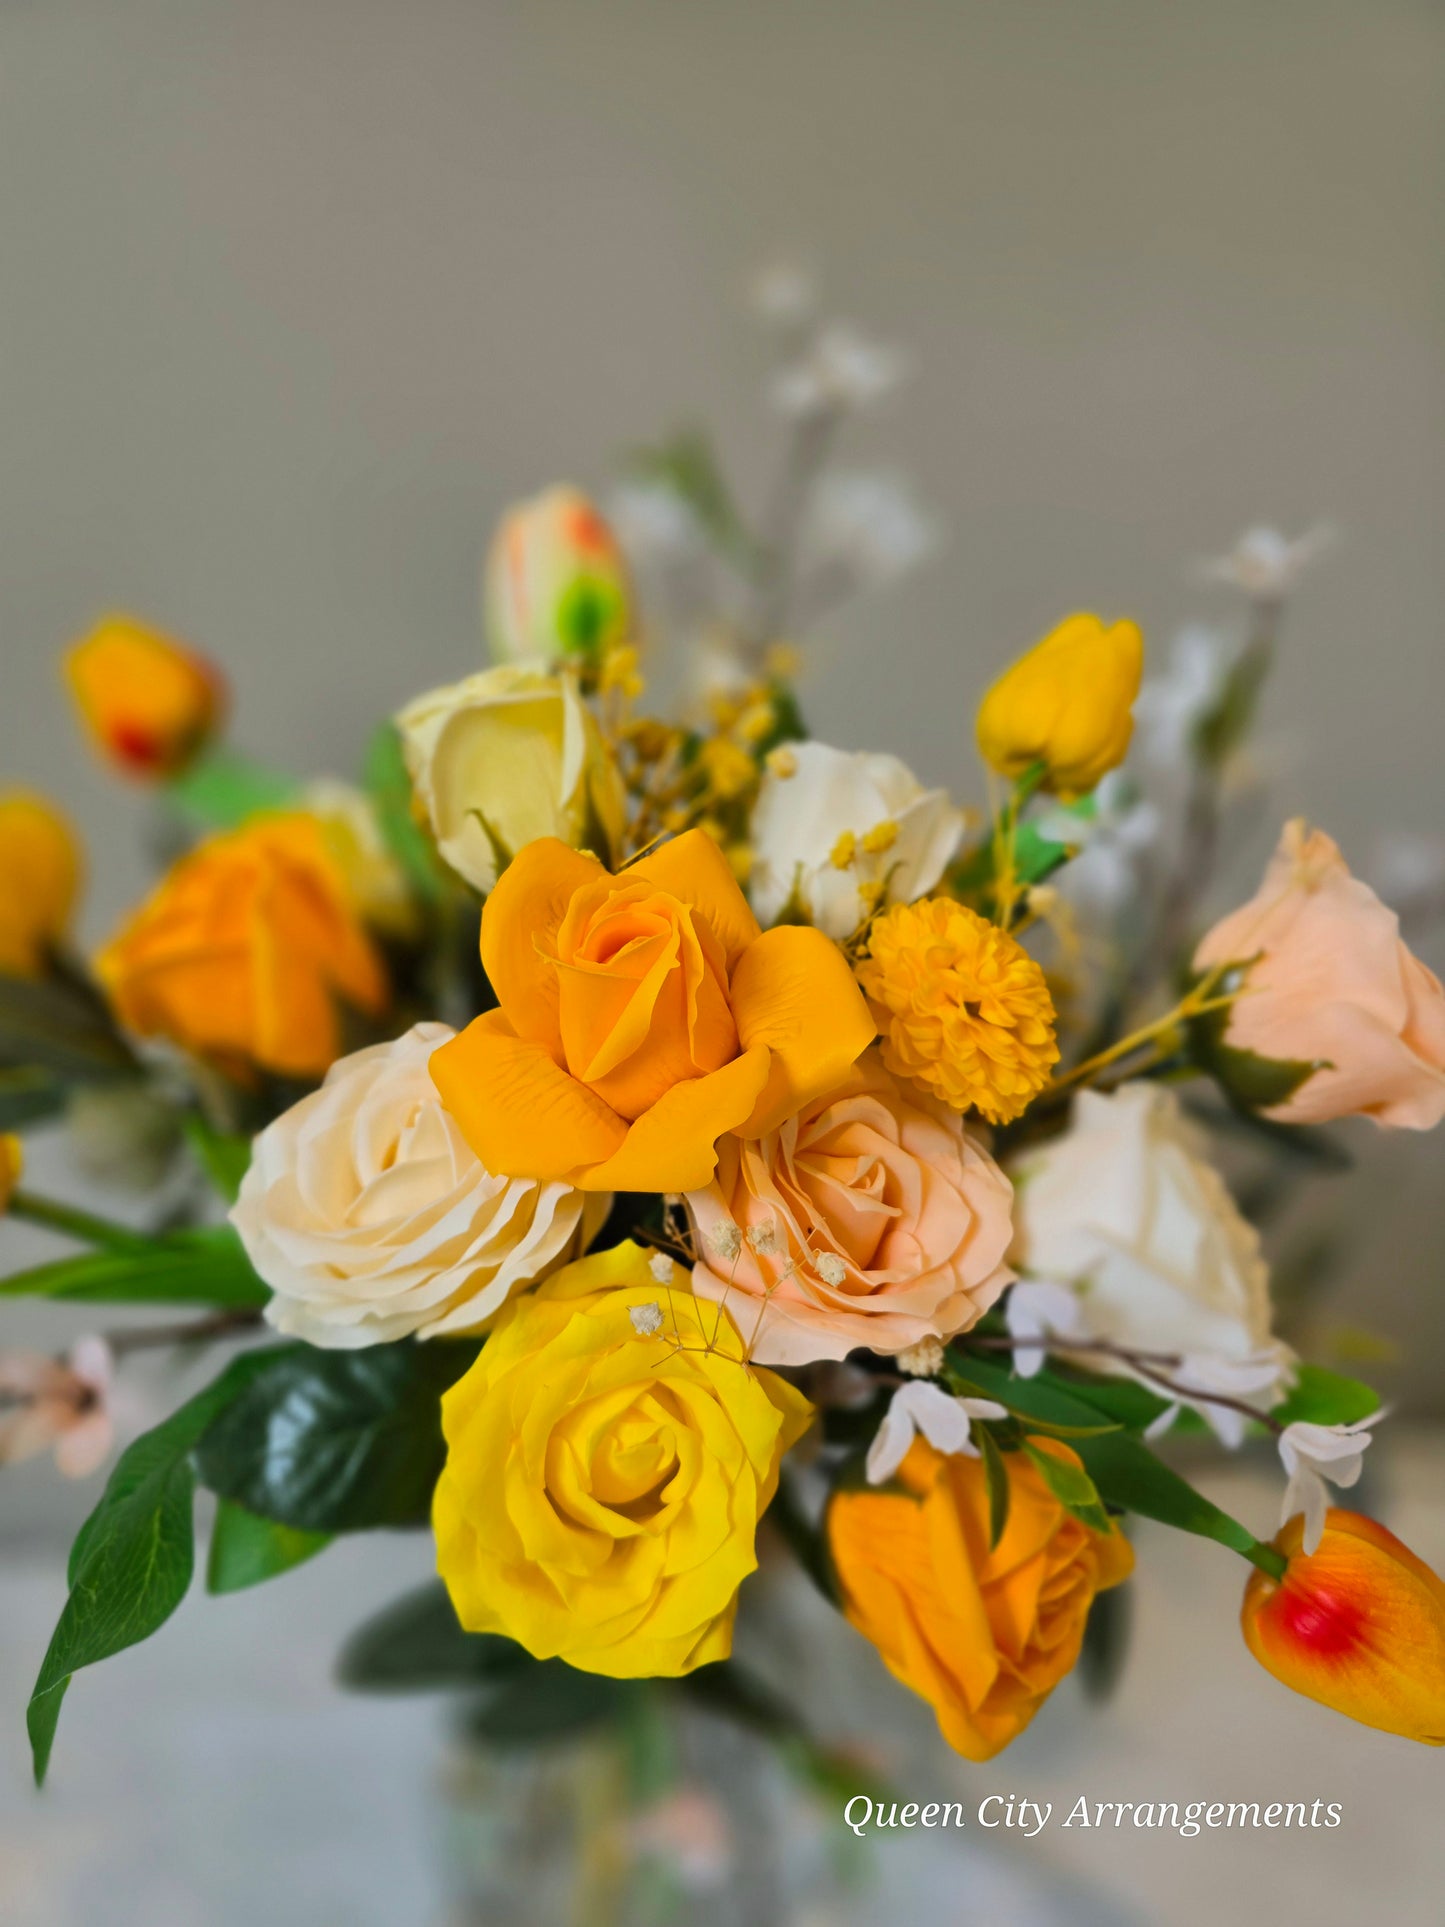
xmin=799 ymin=469 xmax=937 ymax=593
xmin=1201 ymin=524 xmax=1335 ymax=602
xmin=814 ymin=1250 xmax=848 ymax=1288
xmin=866 ymin=1381 xmax=1009 ymax=1486
xmin=746 ymin=1220 xmax=779 ymax=1255
xmin=709 ymin=1221 xmax=743 ymax=1263
xmin=772 ymin=324 xmax=906 ymax=419
xmin=1278 ymin=1412 xmax=1385 ymax=1554
xmin=648 ymin=1251 xmax=675 ymax=1286
xmin=749 ymin=261 xmax=816 ymax=327
xmin=629 ymin=1301 xmax=665 ymax=1338
xmin=1141 ymin=1349 xmax=1293 ymax=1450
xmin=1003 ymin=1278 xmax=1088 ymax=1378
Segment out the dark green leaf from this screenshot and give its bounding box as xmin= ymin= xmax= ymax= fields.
xmin=167 ymin=748 xmax=300 ymax=830
xmin=0 ymin=972 xmax=138 ymax=1083
xmin=338 ymin=1582 xmax=525 ymax=1692
xmin=767 ymin=1469 xmax=839 ymax=1604
xmin=31 ymin=1350 xmax=280 ymax=1782
xmin=0 ymin=1066 xmax=68 ymax=1130
xmin=363 ymin=722 xmax=445 ymax=906
xmin=205 ymin=1498 xmax=331 ymax=1594
xmin=1189 ymin=990 xmax=1321 ymax=1111
xmin=1022 ymin=1440 xmax=1113 ymax=1535
xmin=975 ymin=1423 xmax=1011 ymax=1550
xmin=0 ymin=1224 xmax=268 ymax=1309
xmin=194 ymin=1338 xmax=479 ymax=1532
xmin=1271 ymin=1364 xmax=1381 ymax=1429
xmin=463 ymin=1667 xmax=639 ymax=1747
xmin=1078 ymin=1577 xmax=1133 ymax=1702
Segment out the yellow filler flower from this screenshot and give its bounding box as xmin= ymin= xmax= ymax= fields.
xmin=858 ymin=897 xmax=1058 ymax=1125
xmin=433 ymin=1241 xmax=813 ymax=1677
xmin=0 ymin=790 xmax=82 ymax=978
xmin=976 ymin=612 xmax=1143 ymax=797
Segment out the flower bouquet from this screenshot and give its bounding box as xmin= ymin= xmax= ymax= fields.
xmin=4 ymin=291 xmax=1445 ymax=1852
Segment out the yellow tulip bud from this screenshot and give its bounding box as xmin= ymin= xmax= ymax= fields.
xmin=976 ymin=612 xmax=1143 ymax=796
xmin=0 ymin=1133 xmax=23 ymax=1212
xmin=484 ymin=486 xmax=632 ymax=669
xmin=0 ymin=789 xmax=82 ymax=978
xmin=64 ymin=615 xmax=225 ymax=779
xmin=1242 ymin=1509 xmax=1445 ymax=1744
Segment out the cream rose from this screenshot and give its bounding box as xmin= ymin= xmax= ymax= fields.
xmin=748 ymin=740 xmax=965 ymax=938
xmin=1008 ymin=1083 xmax=1291 ymax=1405
xmin=684 ymin=1047 xmax=1014 ymax=1366
xmin=232 ymin=1022 xmax=610 ymax=1347
xmin=1195 ymin=819 xmax=1445 ymax=1130
xmin=395 ymin=664 xmax=625 ymax=894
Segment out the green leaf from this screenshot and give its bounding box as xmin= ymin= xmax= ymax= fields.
xmin=31 ymin=1349 xmax=279 ymax=1782
xmin=627 ymin=429 xmax=755 ymax=567
xmin=184 ymin=1115 xmax=252 ymax=1204
xmin=0 ymin=1224 xmax=269 ymax=1310
xmin=338 ymin=1582 xmax=524 ymax=1692
xmin=975 ymin=1423 xmax=1011 ymax=1550
xmin=1188 ymin=991 xmax=1321 ymax=1111
xmin=464 ymin=1668 xmax=639 ymax=1747
xmin=364 ymin=721 xmax=445 ymax=906
xmin=949 ymin=1352 xmax=1261 ymax=1558
xmin=167 ymin=748 xmax=300 ymax=830
xmin=1078 ymin=1577 xmax=1133 ymax=1703
xmin=205 ymin=1498 xmax=331 ymax=1594
xmin=1022 ymin=1440 xmax=1113 ymax=1535
xmin=0 ymin=1066 xmax=68 ymax=1130
xmin=0 ymin=972 xmax=138 ymax=1083
xmin=194 ymin=1339 xmax=479 ymax=1532
xmin=1271 ymin=1364 xmax=1381 ymax=1429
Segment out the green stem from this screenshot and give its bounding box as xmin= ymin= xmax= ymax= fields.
xmin=7 ymin=1190 xmax=151 ymax=1253
xmin=1242 ymin=1539 xmax=1288 ymax=1582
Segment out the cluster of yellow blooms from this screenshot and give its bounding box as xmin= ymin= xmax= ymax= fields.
xmin=5 ymin=481 xmax=1445 ymax=1784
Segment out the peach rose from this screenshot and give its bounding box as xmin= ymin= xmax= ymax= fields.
xmin=1195 ymin=819 xmax=1445 ymax=1130
xmin=684 ymin=1047 xmax=1014 ymax=1366
xmin=430 ymin=829 xmax=875 ymax=1193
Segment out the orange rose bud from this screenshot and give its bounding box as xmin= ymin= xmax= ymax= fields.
xmin=1242 ymin=1509 xmax=1445 ymax=1744
xmin=827 ymin=1436 xmax=1133 ymax=1761
xmin=65 ymin=615 xmax=225 ymax=778
xmin=0 ymin=789 xmax=82 ymax=977
xmin=96 ymin=814 xmax=387 ymax=1080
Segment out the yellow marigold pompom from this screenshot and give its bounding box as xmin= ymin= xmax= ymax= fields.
xmin=433 ymin=1241 xmax=814 ymax=1677
xmin=96 ymin=814 xmax=388 ymax=1080
xmin=976 ymin=612 xmax=1143 ymax=798
xmin=0 ymin=789 xmax=82 ymax=978
xmin=857 ymin=897 xmax=1058 ymax=1125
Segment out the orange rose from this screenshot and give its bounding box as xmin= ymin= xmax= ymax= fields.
xmin=828 ymin=1436 xmax=1133 ymax=1761
xmin=1195 ymin=819 xmax=1445 ymax=1129
xmin=96 ymin=815 xmax=387 ymax=1079
xmin=685 ymin=1047 xmax=1014 ymax=1366
xmin=1242 ymin=1509 xmax=1445 ymax=1744
xmin=65 ymin=615 xmax=225 ymax=778
xmin=0 ymin=789 xmax=82 ymax=977
xmin=430 ymin=829 xmax=875 ymax=1192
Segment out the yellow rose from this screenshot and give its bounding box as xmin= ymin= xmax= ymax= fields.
xmin=395 ymin=665 xmax=626 ymax=894
xmin=0 ymin=1133 xmax=22 ymax=1212
xmin=828 ymin=1435 xmax=1133 ymax=1760
xmin=975 ymin=612 xmax=1143 ymax=796
xmin=485 ymin=485 xmax=632 ymax=669
xmin=430 ymin=828 xmax=876 ymax=1192
xmin=64 ymin=614 xmax=225 ymax=778
xmin=433 ymin=1241 xmax=813 ymax=1676
xmin=96 ymin=814 xmax=387 ymax=1079
xmin=0 ymin=789 xmax=82 ymax=978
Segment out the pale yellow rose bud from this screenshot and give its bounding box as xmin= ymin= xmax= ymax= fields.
xmin=484 ymin=486 xmax=632 ymax=669
xmin=976 ymin=613 xmax=1143 ymax=797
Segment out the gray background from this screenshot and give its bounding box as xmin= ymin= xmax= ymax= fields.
xmin=1 ymin=4 xmax=1443 ymax=1922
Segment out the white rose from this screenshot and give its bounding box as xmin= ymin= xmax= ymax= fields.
xmin=748 ymin=740 xmax=965 ymax=938
xmin=1007 ymin=1083 xmax=1290 ymax=1394
xmin=395 ymin=664 xmax=624 ymax=894
xmin=232 ymin=1022 xmax=610 ymax=1347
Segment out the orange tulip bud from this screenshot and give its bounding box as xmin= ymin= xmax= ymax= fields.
xmin=0 ymin=789 xmax=82 ymax=977
xmin=65 ymin=615 xmax=225 ymax=778
xmin=484 ymin=487 xmax=631 ymax=669
xmin=0 ymin=1133 xmax=22 ymax=1213
xmin=1242 ymin=1509 xmax=1445 ymax=1745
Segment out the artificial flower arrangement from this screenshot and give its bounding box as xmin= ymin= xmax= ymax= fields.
xmin=4 ymin=289 xmax=1445 ymax=1826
